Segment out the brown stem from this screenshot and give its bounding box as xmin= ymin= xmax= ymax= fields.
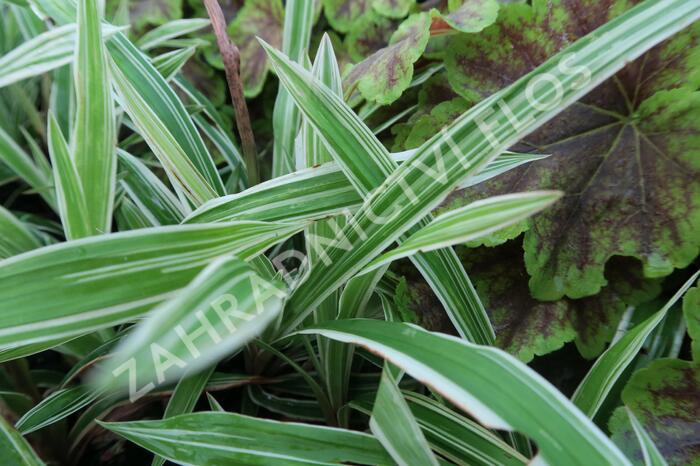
xmin=203 ymin=0 xmax=260 ymax=186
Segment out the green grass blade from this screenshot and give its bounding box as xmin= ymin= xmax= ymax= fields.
xmin=151 ymin=46 xmax=195 ymax=81
xmin=93 ymin=256 xmax=287 ymax=396
xmin=0 ymin=221 xmax=301 ymax=348
xmin=626 ymin=407 xmax=669 ymax=466
xmin=0 ymin=206 xmax=42 ymax=258
xmin=100 ymin=412 xmax=393 ymax=465
xmin=107 ymin=33 xmax=225 ymax=204
xmin=363 ymin=191 xmax=562 ymax=273
xmin=151 ymin=366 xmax=216 ymax=466
xmin=72 ymin=0 xmax=116 ymax=236
xmin=0 ymin=415 xmax=45 ymax=466
xmin=47 ymin=114 xmax=91 ymax=240
xmin=135 ymin=18 xmax=210 ymax=51
xmin=118 ymin=150 xmax=185 ymax=226
xmin=403 ymin=392 xmax=527 ymax=466
xmin=301 ymin=319 xmax=631 ymax=465
xmin=271 ymin=0 xmax=315 ymax=177
xmin=571 ymin=270 xmax=700 ymax=418
xmin=0 ymin=22 xmax=122 ymax=89
xmin=370 ymin=367 xmax=440 ymax=466
xmin=185 ymin=150 xmax=545 ymax=224
xmin=281 ymin=0 xmax=700 ymax=333
xmin=0 ymin=126 xmax=52 ymax=204
xmin=15 ymin=385 xmax=98 ymax=435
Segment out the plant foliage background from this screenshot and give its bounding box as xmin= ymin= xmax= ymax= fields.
xmin=0 ymin=0 xmax=699 ymax=464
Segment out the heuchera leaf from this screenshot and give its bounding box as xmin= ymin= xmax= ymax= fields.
xmin=128 ymin=0 xmax=183 ymax=30
xmin=444 ymin=0 xmax=700 ymax=300
xmin=345 ymin=11 xmax=400 ymax=63
xmin=459 ymin=239 xmax=661 ymax=361
xmin=431 ymin=0 xmax=499 ymax=34
xmin=610 ymin=359 xmax=700 ymax=465
xmin=346 ymin=12 xmax=432 ymax=105
xmin=228 ymin=0 xmax=284 ymax=97
xmin=322 ymin=0 xmax=370 ymax=33
xmin=372 ymin=0 xmax=414 ymax=20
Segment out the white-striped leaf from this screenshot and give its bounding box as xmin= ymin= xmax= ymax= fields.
xmin=571 ymin=270 xmax=700 ymax=418
xmin=100 ymin=412 xmax=394 ymax=465
xmin=93 ymin=256 xmax=287 ymax=396
xmin=0 ymin=415 xmax=44 ymax=466
xmin=363 ymin=191 xmax=562 ymax=273
xmin=72 ymin=0 xmax=117 ymax=237
xmin=0 ymin=22 xmax=123 ymax=89
xmin=301 ymin=319 xmax=631 ymax=465
xmin=281 ymin=0 xmax=700 ymax=334
xmin=0 ymin=221 xmax=301 ymax=348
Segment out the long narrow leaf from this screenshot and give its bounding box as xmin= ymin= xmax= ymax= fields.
xmin=100 ymin=412 xmax=393 ymax=465
xmin=72 ymin=0 xmax=116 ymax=237
xmin=93 ymin=256 xmax=287 ymax=396
xmin=370 ymin=367 xmax=439 ymax=466
xmin=363 ymin=191 xmax=561 ymax=273
xmin=271 ymin=0 xmax=314 ymax=176
xmin=0 ymin=206 xmax=42 ymax=258
xmin=186 ymin=150 xmax=545 ymax=224
xmin=281 ymin=0 xmax=700 ymax=332
xmin=0 ymin=22 xmax=122 ymax=89
xmin=263 ymin=39 xmax=495 ymax=343
xmin=0 ymin=415 xmax=44 ymax=466
xmin=47 ymin=114 xmax=91 ymax=239
xmin=571 ymin=271 xmax=700 ymax=418
xmin=301 ymin=319 xmax=630 ymax=465
xmin=0 ymin=221 xmax=301 ymax=348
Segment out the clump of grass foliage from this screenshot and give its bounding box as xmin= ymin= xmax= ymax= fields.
xmin=0 ymin=0 xmax=699 ymax=464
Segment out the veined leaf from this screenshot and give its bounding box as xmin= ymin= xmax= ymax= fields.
xmin=0 ymin=221 xmax=301 ymax=348
xmin=363 ymin=191 xmax=561 ymax=273
xmin=136 ymin=18 xmax=210 ymax=50
xmin=346 ymin=13 xmax=431 ymax=105
xmin=72 ymin=0 xmax=116 ymax=237
xmin=228 ymin=0 xmax=284 ymax=98
xmin=301 ymin=319 xmax=630 ymax=465
xmin=610 ymin=358 xmax=700 ymax=465
xmin=459 ymin=241 xmax=658 ymax=362
xmin=0 ymin=22 xmax=123 ymax=89
xmin=444 ymin=0 xmax=700 ymax=300
xmin=0 ymin=415 xmax=44 ymax=466
xmin=370 ymin=367 xmax=439 ymax=466
xmin=282 ymin=0 xmax=700 ymax=334
xmin=431 ymin=0 xmax=499 ymax=34
xmin=571 ymin=270 xmax=699 ymax=418
xmin=127 ymin=0 xmax=182 ymax=30
xmin=93 ymin=256 xmax=287 ymax=396
xmin=100 ymin=412 xmax=394 ymax=465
